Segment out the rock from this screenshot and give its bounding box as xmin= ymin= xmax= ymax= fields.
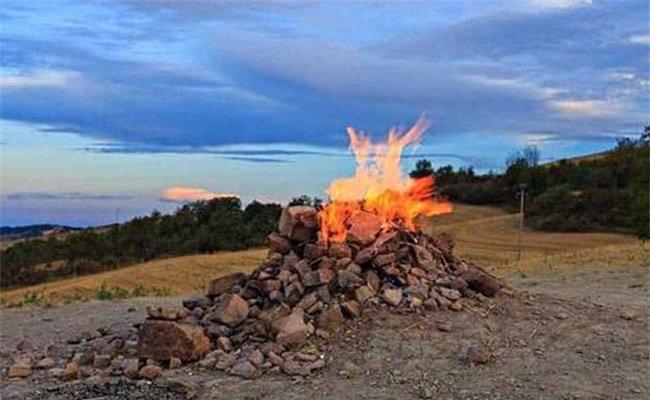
xmin=213 ymin=294 xmax=250 ymax=326
xmin=139 ymin=320 xmax=210 ymax=361
xmin=35 ymin=357 xmax=55 ymax=370
xmin=279 ymin=206 xmax=318 ymax=242
xmin=7 ymin=363 xmax=31 ymax=378
xmin=347 ymin=210 xmax=382 ymax=244
xmin=307 ymin=358 xmax=326 ymax=371
xmin=47 ymin=368 xmax=65 ymax=378
xmin=329 ymin=242 xmax=352 ymax=259
xmin=303 ymin=243 xmax=328 ymax=260
xmin=438 ymin=287 xmax=461 ymax=301
xmin=341 ymin=360 xmax=362 ymax=377
xmin=93 ymin=354 xmax=112 ymax=369
xmin=354 ymin=247 xmax=376 ymax=265
xmin=423 ymin=299 xmax=439 ymax=311
xmin=72 ymin=350 xmax=94 ymax=366
xmin=436 ymin=321 xmax=452 ymax=332
xmin=354 ymin=285 xmax=374 ymax=303
xmin=302 ymin=268 xmax=335 ymax=287
xmin=214 ymin=352 xmax=237 ymax=370
xmin=267 ymin=232 xmax=292 ymax=254
xmin=467 ymin=345 xmax=492 ymax=365
xmin=460 ymin=264 xmax=502 ymax=297
xmin=247 ymin=350 xmax=264 ymax=368
xmin=374 ymin=252 xmax=396 ymax=266
xmin=182 ymin=295 xmax=211 ymax=310
xmin=165 ymin=376 xmax=199 ymax=398
xmin=64 ymin=362 xmax=80 ymax=381
xmin=207 ymin=273 xmax=247 ymax=299
xmin=276 ymin=311 xmax=310 ymax=345
xmin=282 ymin=360 xmax=310 ymax=376
xmin=341 ymin=300 xmax=362 ymax=318
xmin=381 ymin=288 xmax=403 ymax=306
xmin=337 ymin=270 xmax=364 ymax=288
xmin=411 ymin=245 xmax=434 ymax=269
xmin=216 ymin=336 xmax=233 ymax=352
xmin=146 ymin=305 xmax=188 ymax=320
xmin=169 ymin=357 xmax=182 ymax=369
xmin=317 ymin=303 xmax=345 ymax=332
xmin=230 ymin=360 xmax=261 ymax=379
xmin=267 ymin=351 xmax=284 ymax=366
xmin=122 ymin=358 xmax=140 ymax=379
xmin=295 ymin=292 xmax=318 ymax=310
xmin=365 ymin=271 xmax=381 ymax=293
xmin=139 ymin=365 xmax=162 ymax=380
xmin=16 ymin=340 xmax=32 ymax=351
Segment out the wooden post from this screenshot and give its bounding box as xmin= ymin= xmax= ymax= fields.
xmin=517 ymin=186 xmax=525 ymax=262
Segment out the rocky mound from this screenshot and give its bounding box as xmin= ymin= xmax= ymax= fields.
xmin=137 ymin=206 xmax=503 ymax=379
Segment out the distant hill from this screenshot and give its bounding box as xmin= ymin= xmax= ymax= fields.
xmin=0 ymin=224 xmax=82 ymax=240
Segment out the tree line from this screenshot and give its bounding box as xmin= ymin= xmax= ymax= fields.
xmin=411 ymin=128 xmax=649 ymax=238
xmin=1 ymin=198 xmax=281 ymax=289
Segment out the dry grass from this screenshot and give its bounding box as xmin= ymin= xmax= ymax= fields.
xmin=1 ymin=204 xmax=645 ymax=307
xmin=0 ymin=249 xmax=267 ymax=306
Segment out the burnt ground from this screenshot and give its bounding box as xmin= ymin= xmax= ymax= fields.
xmin=1 ymin=265 xmax=648 ymax=400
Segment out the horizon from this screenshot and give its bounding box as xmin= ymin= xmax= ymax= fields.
xmin=1 ymin=0 xmax=648 ymax=226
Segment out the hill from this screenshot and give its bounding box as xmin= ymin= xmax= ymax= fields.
xmin=2 ymin=204 xmax=646 ymax=307
xmin=0 ymin=224 xmax=81 ymax=240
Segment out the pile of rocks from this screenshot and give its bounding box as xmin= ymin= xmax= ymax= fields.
xmin=138 ymin=206 xmax=503 ymax=379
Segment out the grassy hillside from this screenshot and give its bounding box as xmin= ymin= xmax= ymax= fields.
xmin=2 ymin=204 xmax=646 ymax=307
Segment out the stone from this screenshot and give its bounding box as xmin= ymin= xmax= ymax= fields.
xmin=213 ymin=294 xmax=249 ymax=326
xmin=276 ymin=311 xmax=310 ymax=345
xmin=329 ymin=242 xmax=352 ymax=259
xmin=165 ymin=376 xmax=199 ymax=398
xmin=35 ymin=357 xmax=55 ymax=370
xmin=317 ymin=303 xmax=345 ymax=332
xmin=374 ymin=252 xmax=396 ymax=266
xmin=47 ymin=368 xmax=65 ymax=378
xmin=335 ymin=257 xmax=352 ymax=270
xmin=122 ymin=358 xmax=140 ymax=379
xmin=381 ymin=288 xmax=403 ymax=306
xmin=460 ymin=264 xmax=502 ymax=297
xmin=93 ymin=354 xmax=112 ymax=369
xmin=302 ymin=268 xmax=335 ymax=287
xmin=436 ymin=321 xmax=452 ymax=332
xmin=279 ymin=206 xmax=318 ymax=242
xmin=182 ymin=294 xmax=211 ymax=310
xmin=303 ymin=243 xmax=328 ymax=260
xmin=307 ymin=358 xmax=326 ymax=371
xmin=341 ymin=300 xmax=362 ymax=318
xmin=215 ymin=352 xmax=237 ymax=370
xmin=347 ymin=210 xmax=382 ymax=245
xmin=282 ymin=360 xmax=310 ymax=376
xmin=247 ymin=350 xmax=264 ymax=368
xmin=354 ymin=247 xmax=376 ymax=265
xmin=139 ymin=320 xmax=210 ymax=361
xmin=337 ymin=269 xmax=364 ymax=288
xmin=230 ymin=360 xmax=261 ymax=379
xmin=207 ymin=273 xmax=247 ymax=299
xmin=467 ymin=346 xmax=492 ymax=365
xmin=411 ymin=245 xmax=434 ymax=269
xmin=263 ymin=279 xmax=282 ymax=293
xmin=423 ymin=299 xmax=439 ymax=311
xmin=354 ymin=285 xmax=374 ymax=303
xmin=267 ymin=232 xmax=292 ymax=254
xmin=216 ymin=336 xmax=233 ymax=352
xmin=267 ymin=351 xmax=284 ymax=366
xmin=341 ymin=360 xmax=362 ymax=377
xmin=139 ymin=365 xmax=162 ymax=380
xmin=146 ymin=306 xmax=188 ymax=320
xmin=439 ymin=287 xmax=461 ymax=301
xmin=64 ymin=362 xmax=80 ymax=381
xmin=205 ymin=323 xmax=231 ymax=340
xmin=7 ymin=363 xmax=31 ymax=378
xmin=365 ymin=271 xmax=381 ymax=293
xmin=295 ymin=292 xmax=318 ymax=310
xmin=169 ymin=357 xmax=182 ymax=369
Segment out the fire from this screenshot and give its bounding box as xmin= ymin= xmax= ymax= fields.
xmin=318 ymin=116 xmax=453 ymax=243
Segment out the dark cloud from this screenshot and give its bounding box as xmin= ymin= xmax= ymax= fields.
xmin=4 ymin=192 xmax=134 ymax=201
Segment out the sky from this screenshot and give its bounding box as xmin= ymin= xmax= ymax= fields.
xmin=1 ymin=0 xmax=648 ymax=226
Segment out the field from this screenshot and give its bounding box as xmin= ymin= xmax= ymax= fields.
xmin=1 ymin=204 xmax=647 ymax=307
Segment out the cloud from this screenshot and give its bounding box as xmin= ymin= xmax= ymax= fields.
xmin=548 ymin=99 xmax=620 ymax=117
xmin=160 ymin=186 xmax=238 ymax=202
xmin=628 ymin=34 xmax=650 ymax=45
xmin=1 ymin=69 xmax=80 ymax=90
xmin=3 ymin=192 xmax=133 ymax=201
xmin=528 ymin=0 xmax=592 ymax=9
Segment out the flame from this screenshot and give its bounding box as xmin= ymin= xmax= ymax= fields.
xmin=318 ymin=116 xmax=452 ymax=242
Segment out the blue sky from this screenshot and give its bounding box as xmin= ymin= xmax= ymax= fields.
xmin=1 ymin=0 xmax=648 ymax=226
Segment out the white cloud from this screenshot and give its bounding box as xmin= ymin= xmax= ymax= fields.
xmin=528 ymin=0 xmax=592 ymax=9
xmin=628 ymin=34 xmax=650 ymax=45
xmin=1 ymin=69 xmax=80 ymax=90
xmin=548 ymin=99 xmax=619 ymax=117
xmin=160 ymin=186 xmax=238 ymax=202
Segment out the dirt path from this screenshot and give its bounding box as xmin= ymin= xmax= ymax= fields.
xmin=1 ymin=265 xmax=648 ymax=400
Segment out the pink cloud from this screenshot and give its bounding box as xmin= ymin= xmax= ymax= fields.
xmin=161 ymin=186 xmax=238 ymax=202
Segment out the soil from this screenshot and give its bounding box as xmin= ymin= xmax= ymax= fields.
xmin=1 ymin=265 xmax=648 ymax=400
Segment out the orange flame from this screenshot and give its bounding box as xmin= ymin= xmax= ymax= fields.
xmin=318 ymin=116 xmax=452 ymax=243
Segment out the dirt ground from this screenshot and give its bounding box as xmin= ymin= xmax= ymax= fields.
xmin=1 ymin=264 xmax=648 ymax=400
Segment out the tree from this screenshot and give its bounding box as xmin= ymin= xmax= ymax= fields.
xmin=409 ymin=159 xmax=433 ymax=179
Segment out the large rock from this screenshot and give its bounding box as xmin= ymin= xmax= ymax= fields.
xmin=213 ymin=294 xmax=250 ymax=326
xmin=317 ymin=303 xmax=344 ymax=332
xmin=460 ymin=264 xmax=502 ymax=297
xmin=275 ymin=311 xmax=310 ymax=345
xmin=302 ymin=268 xmax=335 ymax=287
xmin=139 ymin=321 xmax=210 ymax=361
xmin=279 ymin=206 xmax=318 ymax=242
xmin=207 ymin=273 xmax=247 ymax=299
xmin=346 ymin=210 xmax=382 ymax=245
xmin=267 ymin=233 xmax=292 ymax=254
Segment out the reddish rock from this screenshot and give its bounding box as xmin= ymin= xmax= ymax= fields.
xmin=182 ymin=295 xmax=210 ymax=310
xmin=317 ymin=303 xmax=345 ymax=332
xmin=262 ymin=279 xmax=282 ymax=293
xmin=216 ymin=336 xmax=232 ymax=352
xmin=284 ymin=281 xmax=305 ymax=304
xmin=247 ymin=350 xmax=264 ymax=368
xmin=295 ymin=292 xmax=318 ymax=310
xmin=460 ymin=264 xmax=502 ymax=297
xmin=341 ymin=300 xmax=362 ymax=318
xmin=146 ymin=306 xmax=188 ymax=320
xmin=139 ymin=365 xmax=162 ymax=380
xmin=354 ymin=247 xmax=376 ymax=265
xmin=267 ymin=351 xmax=284 ymax=366
xmin=467 ymin=345 xmax=492 ymax=365
xmin=346 ymin=210 xmax=382 ymax=245
xmin=303 ymin=243 xmax=328 ymax=260
xmin=439 ymin=287 xmax=461 ymax=300
xmin=329 ymin=242 xmax=352 ymax=259
xmin=64 ymin=362 xmax=80 ymax=381
xmin=7 ymin=363 xmax=31 ymax=378
xmin=213 ymin=294 xmax=250 ymax=326
xmin=139 ymin=321 xmax=210 ymax=361
xmin=337 ymin=269 xmax=364 ymax=288
xmin=207 ymin=273 xmax=247 ymax=299
xmin=374 ymin=252 xmax=396 ymax=266
xmin=279 ymin=206 xmax=318 ymax=242
xmin=35 ymin=357 xmax=55 ymax=370
xmin=276 ymin=311 xmax=310 ymax=345
xmin=411 ymin=245 xmax=434 ymax=269
xmin=267 ymin=232 xmax=292 ymax=254
xmin=302 ymin=268 xmax=335 ymax=287
xmin=354 ymin=285 xmax=374 ymax=303
xmin=381 ymin=288 xmax=403 ymax=306
xmin=230 ymin=360 xmax=261 ymax=379
xmin=122 ymin=358 xmax=140 ymax=379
